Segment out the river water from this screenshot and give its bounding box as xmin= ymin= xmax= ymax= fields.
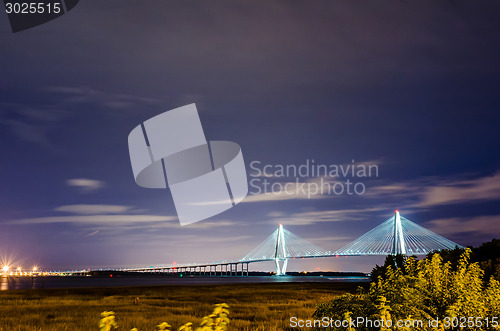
xmin=0 ymin=275 xmax=370 ymax=291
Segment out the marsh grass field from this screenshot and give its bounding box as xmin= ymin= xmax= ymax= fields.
xmin=0 ymin=281 xmax=364 ymax=330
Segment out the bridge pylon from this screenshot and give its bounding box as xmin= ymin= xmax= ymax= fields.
xmin=334 ymin=210 xmax=463 ymax=256
xmin=393 ymin=210 xmax=407 ymax=255
xmin=274 ymin=224 xmax=288 ymax=275
xmin=240 ymin=223 xmax=330 ymax=275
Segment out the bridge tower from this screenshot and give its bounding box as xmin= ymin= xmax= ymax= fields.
xmin=274 ymin=224 xmax=288 ymax=275
xmin=393 ymin=210 xmax=407 ymax=255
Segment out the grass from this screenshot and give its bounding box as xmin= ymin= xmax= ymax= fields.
xmin=0 ymin=281 xmax=365 ymax=330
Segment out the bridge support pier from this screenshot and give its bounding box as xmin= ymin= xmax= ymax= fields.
xmin=229 ymin=263 xmax=237 ymax=276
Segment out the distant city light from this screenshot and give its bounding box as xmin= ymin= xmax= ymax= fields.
xmin=2 ymin=265 xmax=9 ymax=272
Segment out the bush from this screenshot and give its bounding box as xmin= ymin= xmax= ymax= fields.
xmin=372 ymin=239 xmax=500 ymax=283
xmin=314 ymin=249 xmax=500 ymax=330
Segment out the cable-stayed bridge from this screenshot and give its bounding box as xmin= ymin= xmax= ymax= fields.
xmin=121 ymin=211 xmax=463 ymax=276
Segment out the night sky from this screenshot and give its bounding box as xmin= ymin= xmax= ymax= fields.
xmin=1 ymin=1 xmax=499 ymax=272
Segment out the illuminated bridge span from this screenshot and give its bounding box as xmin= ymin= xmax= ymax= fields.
xmin=123 ymin=211 xmax=463 ymax=276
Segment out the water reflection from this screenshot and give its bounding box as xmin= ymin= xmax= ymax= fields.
xmin=1 ymin=277 xmax=8 ymax=290
xmin=0 ymin=276 xmax=38 ymax=290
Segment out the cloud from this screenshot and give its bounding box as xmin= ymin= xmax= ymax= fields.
xmin=0 ymin=103 xmax=68 ymax=148
xmin=55 ymin=204 xmax=131 ymax=215
xmin=193 ymin=168 xmax=379 ymax=206
xmin=243 ymin=160 xmax=382 ymax=203
xmin=362 ymin=183 xmax=424 ymax=200
xmin=66 ymin=178 xmax=105 ymax=192
xmin=44 ymin=86 xmax=163 ymax=110
xmin=7 ymin=208 xmax=235 ymax=229
xmin=417 ymin=172 xmax=500 ymax=207
xmin=363 ymin=170 xmax=500 ymax=209
xmin=267 ymin=207 xmax=385 ymax=226
xmin=244 ymin=188 xmax=327 ymax=203
xmin=245 ymin=177 xmax=352 ymax=203
xmin=104 ymin=218 xmax=237 ymax=231
xmin=181 ymin=220 xmax=236 ymax=229
xmin=7 ymin=214 xmax=178 ymax=225
xmin=426 ymin=215 xmax=500 ymax=236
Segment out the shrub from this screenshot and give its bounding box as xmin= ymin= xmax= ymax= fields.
xmin=99 ymin=311 xmax=118 ymax=331
xmin=100 ymin=303 xmax=230 ymax=331
xmin=314 ymin=249 xmax=500 ymax=330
